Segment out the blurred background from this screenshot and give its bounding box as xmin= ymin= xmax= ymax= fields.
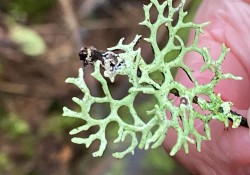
xmin=0 ymin=0 xmax=201 ymax=174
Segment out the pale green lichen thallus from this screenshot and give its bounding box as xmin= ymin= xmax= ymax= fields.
xmin=63 ymin=0 xmax=242 ymax=158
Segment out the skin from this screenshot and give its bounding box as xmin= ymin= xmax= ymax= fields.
xmin=163 ymin=0 xmax=250 ymax=174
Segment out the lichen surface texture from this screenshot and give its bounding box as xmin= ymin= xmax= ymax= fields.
xmin=63 ymin=0 xmax=242 ymax=158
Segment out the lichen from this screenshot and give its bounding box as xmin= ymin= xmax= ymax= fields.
xmin=63 ymin=0 xmax=242 ymax=158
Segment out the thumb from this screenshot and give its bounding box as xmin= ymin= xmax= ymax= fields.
xmin=175 ymin=0 xmax=250 ymax=112
xmin=163 ymin=1 xmax=250 ymax=174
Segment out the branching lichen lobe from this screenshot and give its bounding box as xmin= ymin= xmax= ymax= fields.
xmin=63 ymin=0 xmax=243 ymax=158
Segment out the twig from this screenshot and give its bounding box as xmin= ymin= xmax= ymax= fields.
xmin=170 ymin=88 xmax=249 ymax=128
xmin=58 ymin=0 xmax=82 ymax=48
xmin=0 ymin=81 xmax=28 ymax=94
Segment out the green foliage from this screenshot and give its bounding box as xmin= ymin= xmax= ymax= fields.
xmin=9 ymin=22 xmax=47 ymax=56
xmin=0 ymin=113 xmax=30 ymax=138
xmin=143 ymin=149 xmax=175 ymax=173
xmin=0 ymin=152 xmax=13 ymax=172
xmin=39 ymin=114 xmax=81 ymax=138
xmin=63 ymin=0 xmax=242 ymax=158
xmin=9 ymin=0 xmax=56 ymax=22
